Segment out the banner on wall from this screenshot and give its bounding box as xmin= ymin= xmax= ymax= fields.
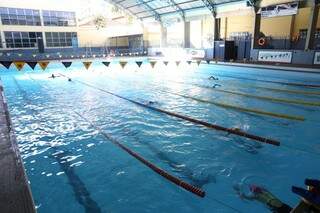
xmin=314 ymin=52 xmax=320 ymax=65
xmin=260 ymin=2 xmax=298 ymax=18
xmin=258 ymin=51 xmax=292 ymax=63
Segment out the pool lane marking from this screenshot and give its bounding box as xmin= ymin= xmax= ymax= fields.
xmin=58 ymin=73 xmax=280 ymax=146
xmin=110 ymin=77 xmax=305 ymax=121
xmin=72 ymin=111 xmax=206 ymax=198
xmin=12 ymin=77 xmax=103 ymax=213
xmin=169 ymin=80 xmax=320 ymax=107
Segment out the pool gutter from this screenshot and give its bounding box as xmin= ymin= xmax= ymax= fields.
xmin=0 ymin=81 xmax=35 ymax=213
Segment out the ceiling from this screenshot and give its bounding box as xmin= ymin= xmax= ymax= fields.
xmin=107 ymin=0 xmax=254 ymax=21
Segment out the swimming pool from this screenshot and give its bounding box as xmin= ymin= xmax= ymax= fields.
xmin=1 ymin=59 xmax=320 ymax=213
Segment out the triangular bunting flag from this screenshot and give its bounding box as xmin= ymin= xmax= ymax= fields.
xmin=0 ymin=61 xmax=13 ymax=69
xmin=196 ymin=60 xmax=201 ymax=66
xmin=38 ymin=61 xmax=50 ymax=71
xmin=26 ymin=62 xmax=37 ymax=70
xmin=163 ymin=61 xmax=169 ymax=66
xmin=83 ymin=62 xmax=92 ymax=70
xmin=175 ymin=61 xmax=181 ymax=66
xmin=136 ymin=61 xmax=143 ymax=67
xmin=150 ymin=61 xmax=157 ymax=68
xmin=62 ymin=62 xmax=72 ymax=68
xmin=187 ymin=61 xmax=192 ymax=65
xmin=119 ymin=61 xmax=127 ymax=69
xmin=102 ymin=61 xmax=111 ymax=67
xmin=13 ymin=61 xmax=25 ymax=71
xmin=206 ymin=60 xmax=211 ymax=64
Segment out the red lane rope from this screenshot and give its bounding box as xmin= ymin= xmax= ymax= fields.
xmin=59 ymin=73 xmax=280 ymax=146
xmin=73 ymin=111 xmax=206 ymax=198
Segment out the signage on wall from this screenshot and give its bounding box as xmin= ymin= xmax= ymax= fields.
xmin=260 ymin=2 xmax=298 ymax=18
xmin=258 ymin=51 xmax=292 ymax=63
xmin=314 ymin=52 xmax=320 ymax=65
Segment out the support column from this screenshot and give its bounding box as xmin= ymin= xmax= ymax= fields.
xmin=160 ymin=24 xmax=167 ymax=48
xmin=305 ymin=2 xmax=319 ymax=50
xmin=214 ymin=17 xmax=221 ymax=41
xmin=184 ymin=21 xmax=191 ymax=48
xmin=251 ymin=9 xmax=261 ymax=49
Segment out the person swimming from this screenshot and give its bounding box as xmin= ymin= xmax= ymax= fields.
xmin=209 ymin=76 xmax=219 ymax=80
xmin=68 ymin=78 xmax=72 ymax=82
xmin=234 ymin=179 xmax=320 ymax=213
xmin=212 ymin=83 xmax=221 ymax=88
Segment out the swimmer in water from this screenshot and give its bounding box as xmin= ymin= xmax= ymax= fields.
xmin=209 ymin=76 xmax=219 ymax=80
xmin=234 ymin=179 xmax=320 ymax=213
xmin=212 ymin=83 xmax=221 ymax=88
xmin=68 ymin=78 xmax=72 ymax=82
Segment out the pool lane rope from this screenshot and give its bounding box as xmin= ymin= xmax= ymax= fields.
xmin=161 ymin=90 xmax=305 ymax=121
xmin=169 ymin=80 xmax=320 ymax=107
xmin=58 ymin=73 xmax=280 ymax=146
xmin=106 ymin=77 xmax=305 ymax=121
xmin=72 ymin=111 xmax=206 ymax=198
xmin=202 ymin=72 xmax=320 ymax=88
xmin=250 ymin=85 xmax=320 ymax=96
xmin=21 ymin=75 xmax=206 ymax=198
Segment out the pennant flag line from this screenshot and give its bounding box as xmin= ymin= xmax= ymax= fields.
xmin=83 ymin=62 xmax=92 ymax=70
xmin=163 ymin=61 xmax=169 ymax=66
xmin=0 ymin=61 xmax=13 ymax=69
xmin=14 ymin=61 xmax=25 ymax=71
xmin=102 ymin=61 xmax=111 ymax=67
xmin=119 ymin=61 xmax=127 ymax=69
xmin=62 ymin=62 xmax=72 ymax=68
xmin=175 ymin=61 xmax=181 ymax=66
xmin=196 ymin=60 xmax=201 ymax=66
xmin=150 ymin=61 xmax=157 ymax=68
xmin=206 ymin=60 xmax=211 ymax=64
xmin=136 ymin=61 xmax=143 ymax=67
xmin=38 ymin=61 xmax=50 ymax=71
xmin=187 ymin=61 xmax=192 ymax=65
xmin=26 ymin=62 xmax=37 ymax=70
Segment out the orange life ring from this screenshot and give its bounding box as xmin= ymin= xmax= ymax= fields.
xmin=258 ymin=37 xmax=266 ymax=46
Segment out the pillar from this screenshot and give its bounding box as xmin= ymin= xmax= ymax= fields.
xmin=214 ymin=18 xmax=221 ymax=41
xmin=251 ymin=9 xmax=261 ymax=49
xmin=184 ymin=21 xmax=191 ymax=48
xmin=160 ymin=24 xmax=167 ymax=48
xmin=305 ymin=2 xmax=319 ymax=50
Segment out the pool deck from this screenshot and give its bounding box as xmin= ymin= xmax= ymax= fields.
xmin=0 ymin=81 xmax=35 ymax=213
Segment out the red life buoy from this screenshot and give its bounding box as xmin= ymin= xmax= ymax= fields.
xmin=258 ymin=37 xmax=266 ymax=46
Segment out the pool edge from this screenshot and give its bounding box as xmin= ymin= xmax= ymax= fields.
xmin=0 ymin=80 xmax=36 ymax=213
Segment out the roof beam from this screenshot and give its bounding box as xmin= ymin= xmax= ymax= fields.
xmin=140 ymin=5 xmax=206 ymax=19
xmin=133 ymin=0 xmax=200 ymax=16
xmin=135 ymin=0 xmax=161 ymax=21
xmin=200 ymin=0 xmax=216 ymax=17
xmin=164 ymin=0 xmax=186 ymax=20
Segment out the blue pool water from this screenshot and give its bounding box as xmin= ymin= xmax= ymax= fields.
xmin=1 ymin=59 xmax=320 ymax=213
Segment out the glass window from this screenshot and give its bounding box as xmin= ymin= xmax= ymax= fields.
xmin=0 ymin=7 xmax=41 ymax=26
xmin=4 ymin=31 xmax=42 ymax=48
xmin=45 ymin=32 xmax=77 ymax=47
xmin=42 ymin=10 xmax=76 ymax=26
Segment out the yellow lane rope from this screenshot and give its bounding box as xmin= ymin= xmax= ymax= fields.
xmin=169 ymin=80 xmax=320 ymax=107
